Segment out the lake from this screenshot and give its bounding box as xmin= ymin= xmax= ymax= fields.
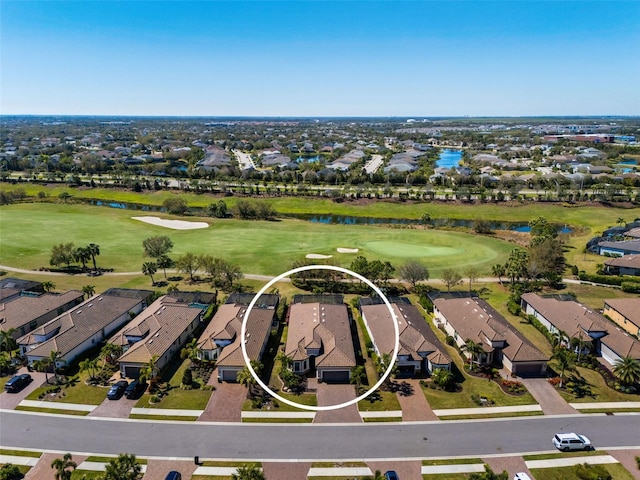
xmin=435 ymin=149 xmax=463 ymax=169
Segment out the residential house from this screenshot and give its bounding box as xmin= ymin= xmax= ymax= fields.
xmin=603 ymin=298 xmax=640 ymax=337
xmin=197 ymin=293 xmax=279 ymax=382
xmin=433 ymin=297 xmax=549 ymax=376
xmin=109 ymin=292 xmax=213 ymax=378
xmin=521 ymin=293 xmax=640 ymax=366
xmin=360 ymin=297 xmax=450 ymax=376
xmin=1 ymin=290 xmax=85 ymax=339
xmin=20 ymin=288 xmax=153 ymax=369
xmin=285 ymin=295 xmax=355 ymax=383
xmin=603 ymin=254 xmax=640 ymax=276
xmin=0 ymin=278 xmax=43 ymax=303
xmin=597 ymin=240 xmax=640 ymax=257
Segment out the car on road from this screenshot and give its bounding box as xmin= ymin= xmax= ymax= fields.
xmin=384 ymin=471 xmax=399 ymax=480
xmin=552 ymin=432 xmax=592 ymax=451
xmin=124 ymin=380 xmax=145 ymax=399
xmin=4 ymin=374 xmax=32 ymax=393
xmin=107 ymin=380 xmax=128 ymax=400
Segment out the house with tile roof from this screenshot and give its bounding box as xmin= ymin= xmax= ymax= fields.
xmin=603 ymin=254 xmax=640 ymax=276
xmin=20 ymin=288 xmax=153 ymax=369
xmin=0 ymin=278 xmax=43 ymax=303
xmin=433 ymin=296 xmax=549 ymax=377
xmin=597 ymin=239 xmax=640 ymax=257
xmin=360 ymin=297 xmax=450 ymax=376
xmin=110 ymin=293 xmax=213 ymax=378
xmin=285 ymin=297 xmax=355 ymax=383
xmin=1 ymin=290 xmax=85 ymax=339
xmin=197 ymin=294 xmax=279 ymax=382
xmin=521 ymin=293 xmax=640 ymax=366
xmin=603 ymin=298 xmax=640 ymax=337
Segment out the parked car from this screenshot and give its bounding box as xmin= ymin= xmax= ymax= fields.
xmin=124 ymin=380 xmax=146 ymax=399
xmin=164 ymin=472 xmax=182 ymax=480
xmin=552 ymin=432 xmax=592 ymax=451
xmin=384 ymin=471 xmax=400 ymax=480
xmin=107 ymin=380 xmax=128 ymax=400
xmin=514 ymin=474 xmax=532 ymax=480
xmin=4 ymin=373 xmax=32 ymax=393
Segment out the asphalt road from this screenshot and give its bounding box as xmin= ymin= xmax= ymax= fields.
xmin=1 ymin=411 xmax=638 ymax=460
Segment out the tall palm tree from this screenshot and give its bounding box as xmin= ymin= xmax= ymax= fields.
xmin=552 ymin=348 xmax=575 ymax=388
xmin=180 ymin=338 xmax=201 ymax=364
xmin=103 ymin=453 xmax=142 ymax=480
xmin=79 ymin=358 xmax=99 ymax=381
xmin=462 ymin=339 xmax=484 ymax=371
xmin=613 ymin=356 xmax=640 ymax=387
xmin=100 ymin=343 xmax=123 ymax=368
xmin=42 ymin=281 xmax=55 ymax=293
xmin=74 ymin=246 xmax=91 ymax=270
xmin=51 ymin=452 xmax=77 ymax=480
xmin=156 ymin=254 xmax=174 ymax=279
xmin=87 ymin=243 xmax=100 ymax=270
xmin=0 ymin=328 xmax=17 ymax=359
xmin=432 ymin=367 xmax=455 ymax=390
xmin=238 ymin=360 xmax=262 ymax=397
xmin=142 ymin=261 xmax=157 ymax=285
xmin=34 ymin=358 xmax=50 ymax=384
xmin=82 ymin=285 xmax=96 ymax=298
xmin=138 ymin=355 xmax=159 ymax=384
xmin=350 ymin=365 xmax=366 ymax=389
xmin=49 ymin=350 xmax=63 ymax=383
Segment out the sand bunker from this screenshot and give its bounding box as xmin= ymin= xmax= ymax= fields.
xmin=132 ymin=216 xmax=209 ymax=230
xmin=337 ymin=248 xmax=359 ymax=253
xmin=306 ymin=253 xmax=333 ymax=259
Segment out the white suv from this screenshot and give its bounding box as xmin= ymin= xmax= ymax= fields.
xmin=552 ymin=432 xmax=592 ymax=451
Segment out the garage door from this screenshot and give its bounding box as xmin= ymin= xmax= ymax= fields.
xmin=321 ymin=370 xmax=350 ymax=383
xmin=220 ymin=369 xmax=239 ymax=382
xmin=513 ymin=363 xmax=543 ymax=377
xmin=124 ymin=366 xmax=141 ymax=378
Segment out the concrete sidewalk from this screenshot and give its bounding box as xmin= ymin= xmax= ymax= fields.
xmin=570 ymin=401 xmax=640 ymax=410
xmin=421 ymin=463 xmax=485 ymax=474
xmin=525 ymin=455 xmax=618 ymax=469
xmin=77 ymin=461 xmax=148 ymax=472
xmin=0 ymin=454 xmax=39 ymax=466
xmin=308 ymin=467 xmax=373 ymax=476
xmin=18 ymin=400 xmax=96 ymax=412
xmin=241 ymin=411 xmax=316 ymax=419
xmin=130 ymin=407 xmax=203 ymax=417
xmin=432 ymin=404 xmax=541 ymax=417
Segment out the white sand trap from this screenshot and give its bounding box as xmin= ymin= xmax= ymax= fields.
xmin=337 ymin=247 xmax=359 ymax=253
xmin=132 ymin=216 xmax=209 ymax=230
xmin=306 ymin=253 xmax=333 ymax=259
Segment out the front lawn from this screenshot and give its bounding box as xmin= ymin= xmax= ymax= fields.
xmin=529 ymin=463 xmax=634 ymax=480
xmin=134 ymin=386 xmax=211 ymax=410
xmin=357 ymin=390 xmax=401 ymax=411
xmin=556 ymin=366 xmax=639 ymax=403
xmin=25 ymin=371 xmax=108 ymax=405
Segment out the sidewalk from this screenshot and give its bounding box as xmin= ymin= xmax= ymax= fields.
xmin=18 ymin=399 xmax=96 ymax=412
xmin=570 ymin=401 xmax=640 ymax=410
xmin=130 ymin=407 xmax=203 ymax=417
xmin=432 ymin=404 xmax=541 ymax=417
xmin=525 ymin=455 xmax=618 ymax=469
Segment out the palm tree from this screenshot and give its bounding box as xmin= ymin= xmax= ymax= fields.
xmin=552 ymin=329 xmax=567 ymax=348
xmin=82 ymin=285 xmax=95 ymax=298
xmin=553 ymin=348 xmax=575 ymax=388
xmin=617 ymin=217 xmax=625 ymax=227
xmin=156 ymin=254 xmax=174 ymax=279
xmin=238 ymin=360 xmax=262 ymax=397
xmin=87 ymin=243 xmax=100 ymax=270
xmin=613 ymin=356 xmax=640 ymax=387
xmin=180 ymin=338 xmax=201 ymax=364
xmin=74 ymin=246 xmax=91 ymax=270
xmin=461 ymin=339 xmax=484 ymax=371
xmin=49 ymin=350 xmax=62 ymax=383
xmin=51 ymin=452 xmax=77 ymax=480
xmin=142 ymin=261 xmax=158 ymax=285
xmin=570 ymin=334 xmax=589 ymax=362
xmin=103 ymin=453 xmax=142 ymax=480
xmin=231 ymin=464 xmax=265 ymax=480
xmin=432 ymin=368 xmax=455 ymax=390
xmin=0 ymin=328 xmax=17 ymax=359
xmin=138 ymin=355 xmax=159 ymax=384
xmin=79 ymin=358 xmax=99 ymax=381
xmin=350 ymin=365 xmax=366 ymax=389
xmin=100 ymin=343 xmax=123 ymax=368
xmin=42 ymin=281 xmax=55 ymax=293
xmin=34 ymin=358 xmax=50 ymax=384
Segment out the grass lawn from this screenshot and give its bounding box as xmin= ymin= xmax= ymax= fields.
xmin=0 ymin=203 xmax=516 ymax=277
xmin=71 ymin=471 xmax=105 ymax=480
xmin=556 ymin=366 xmax=640 ymax=403
xmin=14 ymin=406 xmax=89 ymax=415
xmin=438 ymin=411 xmax=543 ymax=420
xmin=422 ymin=474 xmax=473 ymax=479
xmin=357 ymin=390 xmax=401 ymax=411
xmin=24 ymin=371 xmax=109 ymax=405
xmin=529 ymin=463 xmax=635 ymax=480
xmin=523 ymin=451 xmax=606 ymax=461
xmin=242 ymin=391 xmax=318 ymax=412
xmin=423 ymin=458 xmax=483 ymax=465
xmin=129 ymin=414 xmax=199 ymax=421
xmin=134 ymin=386 xmax=211 ymax=410
xmin=0 ymin=448 xmax=41 ymax=457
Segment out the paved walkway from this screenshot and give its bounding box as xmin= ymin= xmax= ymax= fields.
xmin=422 ymin=463 xmax=485 ymax=474
xmin=570 ymin=401 xmax=640 ymax=410
xmin=432 ymin=404 xmax=541 ymax=417
xmin=525 ymin=454 xmax=618 ymax=469
xmin=308 ymin=466 xmax=372 ymax=476
xmin=262 ymin=461 xmax=311 ymax=480
xmin=0 ymin=454 xmax=39 ymax=467
xmin=18 ymin=399 xmax=96 ymax=412
xmin=241 ymin=411 xmax=315 ymax=419
xmin=517 ymin=377 xmax=578 ymax=415
xmin=198 ymin=378 xmax=246 ymax=422
xmin=314 ymin=383 xmax=361 ymax=423
xmin=394 ymin=378 xmax=438 ymax=421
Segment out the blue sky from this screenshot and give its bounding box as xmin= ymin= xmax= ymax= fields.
xmin=1 ymin=1 xmax=639 ymax=116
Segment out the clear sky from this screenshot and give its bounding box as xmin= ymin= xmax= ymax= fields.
xmin=1 ymin=1 xmax=639 ymax=117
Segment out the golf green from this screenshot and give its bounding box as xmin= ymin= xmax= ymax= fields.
xmin=0 ymin=203 xmax=515 ymax=277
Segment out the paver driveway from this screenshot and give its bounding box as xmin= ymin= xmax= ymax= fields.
xmin=0 ymin=368 xmax=47 ymax=410
xmin=313 ymin=383 xmax=361 ymax=423
xmin=199 ymin=373 xmax=246 ymax=422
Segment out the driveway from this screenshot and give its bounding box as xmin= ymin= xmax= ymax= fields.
xmin=367 ymin=460 xmax=422 ymax=480
xmin=394 ymin=379 xmax=438 ymax=421
xmin=518 ymin=377 xmax=578 ymax=415
xmin=483 ymin=455 xmax=532 ymax=478
xmin=608 ymin=448 xmax=640 ymax=480
xmin=313 ymin=383 xmax=361 ymax=423
xmin=0 ymin=368 xmax=47 ymax=410
xmin=198 ymin=374 xmax=247 ymax=422
xmin=25 ymin=452 xmax=88 ymax=479
xmin=89 ymin=396 xmax=137 ymax=418
xmin=139 ymin=459 xmax=197 ymax=480
xmin=262 ymin=461 xmax=311 ymax=480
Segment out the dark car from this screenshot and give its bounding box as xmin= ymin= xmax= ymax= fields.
xmin=384 ymin=471 xmax=400 ymax=480
xmin=107 ymin=380 xmax=128 ymax=400
xmin=124 ymin=380 xmax=146 ymax=399
xmin=164 ymin=472 xmax=182 ymax=480
xmin=4 ymin=373 xmax=32 ymax=393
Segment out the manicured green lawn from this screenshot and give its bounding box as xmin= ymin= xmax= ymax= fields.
xmin=25 ymin=372 xmax=108 ymax=405
xmin=15 ymin=406 xmax=89 ymax=415
xmin=556 ymin=366 xmax=639 ymax=403
xmin=0 ymin=203 xmax=516 ymax=277
xmin=134 ymin=386 xmax=211 ymax=410
xmin=357 ymin=390 xmax=401 ymax=411
xmin=523 ymin=451 xmax=606 ymax=460
xmin=529 ymin=463 xmax=634 ymax=480
xmin=0 ymin=448 xmax=41 ymax=457
xmin=423 ymin=458 xmax=483 ymax=465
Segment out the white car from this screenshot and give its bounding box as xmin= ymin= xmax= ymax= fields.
xmin=552 ymin=432 xmax=592 ymax=451
xmin=514 ymin=474 xmax=532 ymax=480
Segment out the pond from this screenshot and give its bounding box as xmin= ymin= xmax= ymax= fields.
xmin=435 ymin=149 xmax=463 ymax=169
xmin=295 ymin=155 xmax=321 ymax=163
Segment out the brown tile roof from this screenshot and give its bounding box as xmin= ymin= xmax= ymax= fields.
xmin=285 ymin=302 xmax=355 ymax=369
xmin=23 ymin=293 xmax=144 ymax=359
xmin=197 ymin=303 xmax=276 ymax=368
xmin=434 ymin=297 xmax=548 ymax=363
xmin=604 ymin=254 xmax=640 ymax=269
xmin=0 ymin=290 xmax=84 ymax=333
xmin=604 ymin=298 xmax=640 ymax=325
xmin=522 ymin=293 xmax=640 ymax=361
xmin=361 ymin=301 xmax=450 ymax=364
xmin=112 ymin=296 xmax=204 ymax=366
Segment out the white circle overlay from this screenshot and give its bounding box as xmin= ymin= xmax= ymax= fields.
xmin=240 ymin=264 xmax=400 ymax=411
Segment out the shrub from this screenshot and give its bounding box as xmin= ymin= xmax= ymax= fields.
xmin=445 ymin=335 xmax=455 ymax=346
xmin=622 ymin=281 xmax=640 ymax=293
xmin=182 ymin=368 xmax=193 ymax=386
xmin=573 ymin=463 xmax=612 ymax=480
xmin=149 ymin=395 xmax=160 ymax=404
